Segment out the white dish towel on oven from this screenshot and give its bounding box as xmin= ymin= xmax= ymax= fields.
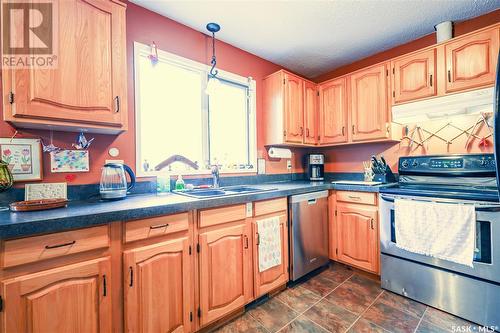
xmin=257 ymin=216 xmax=282 ymax=272
xmin=394 ymin=198 xmax=475 ymax=267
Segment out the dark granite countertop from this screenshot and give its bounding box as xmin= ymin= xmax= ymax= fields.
xmin=0 ymin=181 xmax=394 ymax=239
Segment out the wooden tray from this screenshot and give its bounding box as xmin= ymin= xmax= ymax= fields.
xmin=10 ymin=199 xmax=68 ymax=212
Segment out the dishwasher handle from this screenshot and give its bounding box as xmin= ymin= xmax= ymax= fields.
xmin=308 ymin=198 xmax=317 ymax=205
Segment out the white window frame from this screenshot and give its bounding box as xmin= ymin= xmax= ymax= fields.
xmin=134 ymin=42 xmax=257 ymax=177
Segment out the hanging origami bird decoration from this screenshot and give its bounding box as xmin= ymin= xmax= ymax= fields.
xmin=72 ymin=132 xmax=94 ymax=150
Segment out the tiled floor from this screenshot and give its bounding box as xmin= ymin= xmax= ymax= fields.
xmin=213 ymin=263 xmax=480 ymax=333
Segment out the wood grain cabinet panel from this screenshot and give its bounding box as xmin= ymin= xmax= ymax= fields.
xmin=284 ymin=73 xmax=305 ymax=143
xmin=392 ymin=49 xmax=437 ymax=104
xmin=0 ymin=257 xmax=112 ymax=333
xmin=318 ymin=77 xmax=348 ymax=144
xmin=253 ymin=212 xmax=288 ymax=298
xmin=198 ymin=223 xmax=252 ymax=327
xmin=123 ymin=237 xmax=193 ymax=333
xmin=303 ymin=81 xmax=318 ymax=145
xmin=350 ymin=64 xmax=390 ymax=142
xmin=445 ymin=27 xmax=499 ymax=93
xmin=2 ymin=0 xmax=128 ymax=133
xmin=336 ymin=203 xmax=379 ymax=274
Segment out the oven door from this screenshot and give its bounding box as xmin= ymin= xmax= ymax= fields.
xmin=380 ymin=193 xmax=500 ymax=283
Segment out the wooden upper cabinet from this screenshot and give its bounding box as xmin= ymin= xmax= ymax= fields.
xmin=350 ymin=64 xmax=389 ymax=142
xmin=284 ymin=73 xmax=305 ymax=143
xmin=445 ymin=27 xmax=499 ymax=93
xmin=318 ymin=77 xmax=348 ymax=144
xmin=253 ymin=212 xmax=288 ymax=298
xmin=303 ymin=81 xmax=318 ymax=145
xmin=1 ymin=257 xmax=112 ymax=333
xmin=198 ymin=222 xmax=252 ymax=327
xmin=336 ymin=203 xmax=379 ymax=274
xmin=123 ymin=237 xmax=193 ymax=333
xmin=392 ymin=49 xmax=437 ymax=104
xmin=2 ymin=0 xmax=128 ymax=134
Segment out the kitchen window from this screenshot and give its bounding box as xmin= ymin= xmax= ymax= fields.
xmin=134 ymin=42 xmax=256 ymax=177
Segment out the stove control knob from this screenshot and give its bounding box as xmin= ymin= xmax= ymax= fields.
xmin=480 ymin=160 xmax=487 ymax=166
xmin=412 ymin=160 xmax=418 ymax=167
xmin=401 ymin=160 xmax=409 ymax=168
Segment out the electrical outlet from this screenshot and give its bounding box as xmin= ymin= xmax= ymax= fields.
xmin=287 ymin=159 xmax=292 ymax=171
xmin=246 ymin=202 xmax=253 ymax=217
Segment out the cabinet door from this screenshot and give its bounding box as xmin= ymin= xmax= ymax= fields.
xmin=328 ymin=193 xmax=338 ymax=260
xmin=350 ymin=64 xmax=389 ymax=142
xmin=4 ymin=0 xmax=127 ymax=128
xmin=284 ymin=73 xmax=304 ymax=143
xmin=253 ymin=212 xmax=288 ymax=298
xmin=199 ymin=223 xmax=252 ymax=326
xmin=1 ymin=257 xmax=112 ymax=333
xmin=445 ymin=28 xmax=499 ymax=93
xmin=124 ymin=237 xmax=193 ymax=333
xmin=303 ymin=81 xmax=318 ymax=145
xmin=336 ymin=203 xmax=379 ymax=273
xmin=392 ymin=49 xmax=437 ymax=104
xmin=319 ymin=77 xmax=348 ymax=144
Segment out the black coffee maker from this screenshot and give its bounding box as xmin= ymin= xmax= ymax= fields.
xmin=306 ymin=154 xmax=324 ymax=181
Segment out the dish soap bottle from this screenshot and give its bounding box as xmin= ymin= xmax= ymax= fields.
xmin=175 ymin=175 xmax=185 ymax=190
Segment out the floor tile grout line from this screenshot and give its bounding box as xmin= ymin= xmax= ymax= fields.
xmin=272 ymin=271 xmax=355 ymax=332
xmin=343 ymin=289 xmax=387 ymax=333
xmin=413 ymin=307 xmax=428 ymax=333
xmin=247 ymin=309 xmax=272 ymax=333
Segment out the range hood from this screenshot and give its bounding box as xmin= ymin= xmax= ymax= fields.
xmin=392 ymin=87 xmax=494 ymax=124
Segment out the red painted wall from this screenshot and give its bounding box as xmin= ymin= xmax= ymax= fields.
xmin=0 ymin=1 xmax=302 ymax=186
xmin=313 ymin=10 xmax=500 ymax=174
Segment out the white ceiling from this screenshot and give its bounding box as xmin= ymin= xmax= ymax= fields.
xmin=131 ymin=0 xmax=500 ymax=79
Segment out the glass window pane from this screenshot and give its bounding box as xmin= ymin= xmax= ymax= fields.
xmin=137 ymin=55 xmax=204 ymax=173
xmin=208 ymin=80 xmax=249 ymax=168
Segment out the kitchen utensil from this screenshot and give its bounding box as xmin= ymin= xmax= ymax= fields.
xmin=0 ymin=159 xmax=13 ymax=192
xmin=100 ymin=163 xmax=136 ymax=200
xmin=10 ymin=198 xmax=68 ymax=212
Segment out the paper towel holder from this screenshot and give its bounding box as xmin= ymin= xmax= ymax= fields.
xmin=267 ymin=147 xmax=292 ymax=159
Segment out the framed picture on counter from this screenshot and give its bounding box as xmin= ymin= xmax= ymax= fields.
xmin=0 ymin=138 xmax=43 ymax=181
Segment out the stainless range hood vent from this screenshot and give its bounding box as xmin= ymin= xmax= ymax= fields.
xmin=392 ymin=87 xmax=493 ymax=124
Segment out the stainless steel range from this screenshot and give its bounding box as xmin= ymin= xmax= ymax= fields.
xmin=379 ymin=154 xmax=500 ymax=328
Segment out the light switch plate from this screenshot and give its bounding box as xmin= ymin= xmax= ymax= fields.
xmin=25 ymin=183 xmax=67 ymax=200
xmin=246 ymin=202 xmax=253 ymax=217
xmin=257 ymin=158 xmax=266 ymax=175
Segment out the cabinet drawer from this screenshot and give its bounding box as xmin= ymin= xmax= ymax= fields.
xmin=336 ymin=191 xmax=377 ymax=205
xmin=199 ymin=204 xmax=247 ymax=228
xmin=124 ymin=213 xmax=189 ymax=243
xmin=3 ymin=225 xmax=110 ymax=268
xmin=254 ymin=198 xmax=287 ymax=216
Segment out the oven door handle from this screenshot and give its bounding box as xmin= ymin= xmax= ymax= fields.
xmin=380 ymin=194 xmax=500 ymax=211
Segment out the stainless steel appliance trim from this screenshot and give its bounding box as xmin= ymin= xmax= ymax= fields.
xmin=289 ymin=190 xmax=328 ymax=203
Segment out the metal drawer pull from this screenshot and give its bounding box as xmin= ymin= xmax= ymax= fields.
xmin=129 ymin=267 xmax=134 ymax=287
xmin=348 ymin=196 xmax=361 ymax=200
xmin=45 ymin=240 xmax=76 ymax=249
xmin=150 ymin=223 xmax=169 ymax=230
xmin=370 ymin=219 xmax=374 ymax=230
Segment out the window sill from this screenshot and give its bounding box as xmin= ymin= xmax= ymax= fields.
xmin=137 ymin=168 xmax=257 ymax=178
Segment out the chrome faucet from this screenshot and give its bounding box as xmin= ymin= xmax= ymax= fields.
xmin=211 ymin=165 xmax=220 ymax=188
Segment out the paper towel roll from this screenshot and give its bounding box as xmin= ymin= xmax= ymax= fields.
xmin=268 ymin=147 xmax=292 ymax=159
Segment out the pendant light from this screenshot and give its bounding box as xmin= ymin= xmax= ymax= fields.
xmin=205 ymin=22 xmax=221 ymax=95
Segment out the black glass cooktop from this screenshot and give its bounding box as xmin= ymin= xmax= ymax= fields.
xmin=380 ymin=183 xmax=500 ymax=202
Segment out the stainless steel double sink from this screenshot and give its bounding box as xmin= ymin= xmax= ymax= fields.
xmin=173 ymin=185 xmax=276 ymax=199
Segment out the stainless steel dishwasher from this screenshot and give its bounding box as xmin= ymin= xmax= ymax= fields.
xmin=289 ymin=190 xmax=329 ymax=281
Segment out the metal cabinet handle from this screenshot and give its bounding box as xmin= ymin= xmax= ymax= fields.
xmin=342 ymin=126 xmax=345 ymax=136
xmin=306 ymin=128 xmax=310 ymax=137
xmin=114 ymin=96 xmax=120 ymax=113
xmin=244 ymin=235 xmax=249 ymax=249
xmin=45 ymin=240 xmax=76 ymax=249
xmin=300 ymin=127 xmax=304 ymax=136
xmin=352 ymin=125 xmax=355 ymax=135
xmin=447 ymin=70 xmax=451 ymax=82
xmin=429 ymin=74 xmax=433 ymax=87
xmin=129 ymin=267 xmax=134 ymax=287
xmin=348 ymin=195 xmax=361 ymax=200
xmin=150 ymin=223 xmax=169 ymax=230
xmin=256 ymin=232 xmax=260 ymax=245
xmin=103 ymin=275 xmax=107 ymax=296
xmin=370 ymin=219 xmax=374 ymax=230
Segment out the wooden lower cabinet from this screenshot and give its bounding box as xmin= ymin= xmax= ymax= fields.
xmin=336 ymin=202 xmax=379 ymax=274
xmin=198 ymin=222 xmax=252 ymax=327
xmin=1 ymin=257 xmax=112 ymax=332
xmin=253 ymin=211 xmax=288 ymax=297
xmin=123 ymin=237 xmax=193 ymax=333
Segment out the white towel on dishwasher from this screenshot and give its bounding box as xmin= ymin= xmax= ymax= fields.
xmin=257 ymin=216 xmax=282 ymax=272
xmin=394 ymin=198 xmax=476 ymax=267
